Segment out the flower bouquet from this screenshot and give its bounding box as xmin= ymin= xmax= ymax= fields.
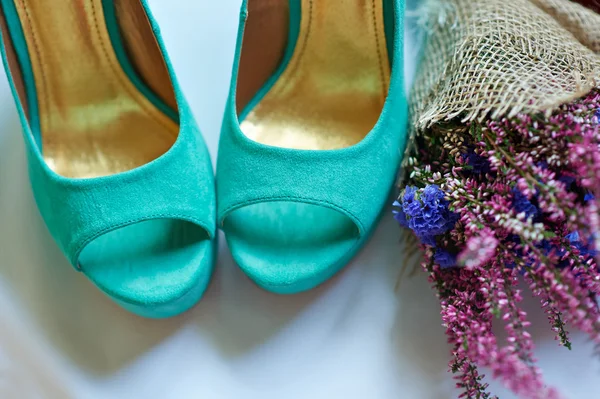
xmin=397 ymin=0 xmax=600 ymax=397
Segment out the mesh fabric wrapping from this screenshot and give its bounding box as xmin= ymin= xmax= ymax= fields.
xmin=410 ymin=0 xmax=600 ymax=131
xmin=399 ymin=0 xmax=600 ymax=271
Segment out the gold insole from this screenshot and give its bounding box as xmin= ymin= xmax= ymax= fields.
xmin=15 ymin=0 xmax=178 ymax=178
xmin=240 ymin=0 xmax=390 ymax=150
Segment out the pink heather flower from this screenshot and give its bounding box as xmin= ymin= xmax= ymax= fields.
xmin=397 ymin=89 xmax=600 ymax=398
xmin=457 ymin=231 xmax=499 ymax=269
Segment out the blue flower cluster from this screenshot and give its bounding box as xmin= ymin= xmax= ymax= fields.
xmin=535 ymin=232 xmax=596 ymax=269
xmin=558 ymin=174 xmax=576 ymax=189
xmin=507 ymin=230 xmax=596 ymax=271
xmin=539 ymin=161 xmax=576 ymax=191
xmin=511 ymin=187 xmax=540 ymax=220
xmin=565 ymin=231 xmax=597 ymax=258
xmin=465 ymin=150 xmax=491 ymax=175
xmin=394 ymin=185 xmax=459 ymax=247
xmin=434 ymin=249 xmax=457 ymax=269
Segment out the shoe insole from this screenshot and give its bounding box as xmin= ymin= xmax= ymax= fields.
xmin=225 ymin=0 xmax=391 ymax=291
xmin=11 ymin=0 xmax=178 ymax=178
xmin=239 ymin=0 xmax=390 ymax=150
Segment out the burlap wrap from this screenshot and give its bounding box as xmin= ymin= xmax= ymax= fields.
xmin=410 ymin=0 xmax=600 ymax=130
xmin=397 ymin=1 xmax=600 ymax=275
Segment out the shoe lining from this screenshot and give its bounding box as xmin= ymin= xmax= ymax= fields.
xmin=238 ymin=0 xmax=390 ymax=150
xmin=12 ymin=0 xmax=178 ymax=178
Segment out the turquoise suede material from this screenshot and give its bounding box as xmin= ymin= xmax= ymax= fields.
xmin=0 ymin=0 xmax=216 ymax=317
xmin=217 ymin=0 xmax=408 ymax=293
xmin=27 ymin=112 xmax=216 ymax=268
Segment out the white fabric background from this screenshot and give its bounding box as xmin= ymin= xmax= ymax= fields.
xmin=0 ymin=1 xmax=599 ymax=398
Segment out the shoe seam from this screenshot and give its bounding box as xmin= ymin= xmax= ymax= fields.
xmin=219 ymin=194 xmax=366 ymax=235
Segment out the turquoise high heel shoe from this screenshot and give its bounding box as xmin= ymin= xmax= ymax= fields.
xmin=0 ymin=0 xmax=216 ymax=318
xmin=217 ymin=0 xmax=407 ymax=293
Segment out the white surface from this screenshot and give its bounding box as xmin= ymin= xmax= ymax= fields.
xmin=0 ymin=1 xmax=599 ymax=398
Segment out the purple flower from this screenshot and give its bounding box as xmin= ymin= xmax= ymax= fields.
xmin=511 ymin=187 xmax=539 ymax=219
xmin=566 ymin=231 xmax=597 ymax=258
xmin=394 ymin=187 xmax=422 ymax=228
xmin=535 ymin=232 xmax=596 ymax=269
xmin=402 ymin=186 xmax=421 ymax=220
xmin=465 ymin=150 xmax=491 ymax=175
xmin=397 ymin=89 xmax=600 ymax=399
xmin=566 ymin=231 xmax=580 ymax=243
xmin=434 ymin=248 xmax=457 ymax=268
xmin=558 ymin=174 xmax=576 ymax=189
xmin=457 ymin=231 xmax=499 ymax=269
xmin=396 ymin=185 xmax=459 ymax=245
xmin=392 ymin=201 xmax=407 ymax=226
xmin=419 ymin=234 xmax=438 ymax=247
xmin=420 ymin=185 xmax=459 ymax=232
